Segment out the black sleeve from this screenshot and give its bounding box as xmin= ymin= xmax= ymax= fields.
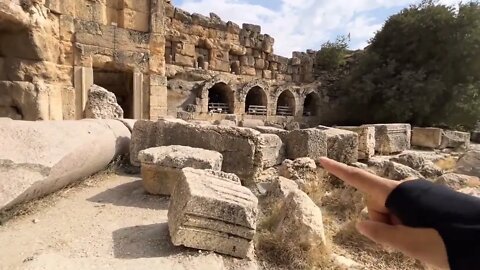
xmin=385 ymin=179 xmax=480 ymax=270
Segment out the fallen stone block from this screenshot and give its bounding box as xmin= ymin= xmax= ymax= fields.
xmin=285 ymin=128 xmax=327 ymax=162
xmin=254 ymin=126 xmax=289 ymax=143
xmin=411 ymin=127 xmax=443 ymax=149
xmin=441 ymin=130 xmax=470 ymax=150
xmin=371 ymin=124 xmax=411 ymax=155
xmin=255 ymin=134 xmax=285 ymax=168
xmin=385 ymin=161 xmax=423 ymax=180
xmin=455 ymin=150 xmax=480 ymax=178
xmin=391 ymin=152 xmax=443 ymax=178
xmin=239 ymin=119 xmax=265 ymax=128
xmin=317 ymin=127 xmax=358 ymax=163
xmin=337 ymin=126 xmax=375 ymax=160
xmin=84 ymin=84 xmax=124 ymax=119
xmin=130 ymin=119 xmax=261 ymax=181
xmin=273 ymin=189 xmax=326 ymax=250
xmin=435 ymin=173 xmax=480 ymax=190
xmin=0 ymin=119 xmax=130 ymax=211
xmin=138 ymin=145 xmax=223 ymax=195
xmin=266 ymin=176 xmax=299 ymax=200
xmin=168 ymin=168 xmax=258 ymax=258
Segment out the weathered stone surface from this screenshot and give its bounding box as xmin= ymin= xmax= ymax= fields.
xmin=384 ymin=161 xmax=423 ymax=180
xmin=456 ymin=151 xmax=480 ymax=178
xmin=435 ymin=173 xmax=480 ymax=190
xmin=168 ymin=168 xmax=258 ymax=258
xmin=254 ymin=126 xmax=289 ymax=142
xmin=130 ymin=120 xmax=262 ymax=181
xmin=239 ymin=119 xmax=265 ymax=128
xmin=255 ymin=134 xmax=285 ymax=168
xmin=0 ymin=119 xmax=130 ymax=211
xmin=412 ymin=127 xmax=443 ymax=149
xmin=337 ymin=126 xmax=375 ymax=160
xmin=441 ymin=130 xmax=471 ymax=150
xmin=266 ymin=176 xmax=299 ymax=199
xmin=278 ymin=158 xmax=318 ymax=189
xmin=391 ymin=153 xmax=443 ymax=178
xmin=138 ymin=145 xmax=223 ymax=170
xmin=84 ymin=84 xmax=124 ymax=119
xmin=138 ymin=145 xmax=224 ymax=195
xmin=371 ymin=124 xmax=411 ymax=155
xmin=458 ymin=187 xmax=480 ymax=198
xmin=285 ymin=128 xmax=327 ymax=161
xmin=317 ymin=127 xmax=358 ymax=164
xmin=274 ymin=190 xmax=326 ymax=249
xmin=214 ymin=119 xmax=236 ymax=127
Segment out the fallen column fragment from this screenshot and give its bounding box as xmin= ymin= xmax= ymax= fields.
xmin=168 ymin=168 xmax=258 ymax=258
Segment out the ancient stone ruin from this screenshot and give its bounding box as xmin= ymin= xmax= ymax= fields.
xmin=1 ymin=1 xmax=480 ymax=270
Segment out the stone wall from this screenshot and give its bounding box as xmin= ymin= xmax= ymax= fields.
xmin=0 ymin=0 xmax=168 ymax=121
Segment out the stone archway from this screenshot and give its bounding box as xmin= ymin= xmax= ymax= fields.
xmin=276 ymin=90 xmax=296 ymax=116
xmin=303 ymin=92 xmax=320 ymax=116
xmin=207 ymin=82 xmax=234 ymax=114
xmin=245 ymin=86 xmax=268 ymax=115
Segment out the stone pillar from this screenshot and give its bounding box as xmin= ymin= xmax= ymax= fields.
xmin=74 ymin=66 xmax=93 ymax=119
xmin=150 ymin=74 xmax=168 ymax=119
xmin=133 ymin=72 xmax=144 ymax=119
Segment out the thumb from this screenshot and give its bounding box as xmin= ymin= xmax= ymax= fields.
xmin=356 ymin=221 xmax=449 ymax=269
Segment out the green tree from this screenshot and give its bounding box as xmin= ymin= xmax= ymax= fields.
xmin=315 ymin=35 xmax=349 ymax=71
xmin=340 ymin=0 xmax=480 ymax=130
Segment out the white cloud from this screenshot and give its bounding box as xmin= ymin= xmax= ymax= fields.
xmin=175 ymin=0 xmax=463 ymax=57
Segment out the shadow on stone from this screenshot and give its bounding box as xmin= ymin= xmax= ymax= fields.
xmin=87 ymin=180 xmax=169 ymax=210
xmin=112 ymin=223 xmax=186 ymax=259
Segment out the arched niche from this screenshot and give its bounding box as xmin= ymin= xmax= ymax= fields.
xmin=303 ymin=92 xmax=320 ymax=116
xmin=207 ymin=82 xmax=234 ymax=114
xmin=245 ymin=86 xmax=268 ymax=115
xmin=276 ymin=90 xmax=296 ymax=116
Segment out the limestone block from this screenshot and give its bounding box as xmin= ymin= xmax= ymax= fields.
xmin=0 ymin=119 xmax=131 ymax=211
xmin=122 ymin=0 xmax=151 ymax=13
xmin=241 ymin=66 xmax=256 ymax=76
xmin=267 ymin=176 xmax=299 ymax=199
xmin=210 ymin=59 xmax=230 ymax=72
xmin=254 ymin=126 xmax=289 ymax=143
xmin=435 ymin=173 xmax=480 ymax=190
xmin=138 ymin=145 xmax=223 ymax=195
xmin=262 ymin=70 xmax=272 ymax=79
xmin=317 ymin=127 xmax=358 ymax=164
xmin=262 ymin=35 xmax=274 ymax=53
xmin=84 ymin=85 xmax=124 ymax=119
xmin=240 ymin=119 xmax=265 ymax=128
xmin=130 ymin=120 xmax=262 ymax=181
xmin=46 ymin=0 xmax=75 ymax=16
xmin=285 ymin=129 xmax=328 ymax=161
xmin=119 ymin=8 xmax=149 ymax=32
xmin=291 ymin=57 xmax=301 ymax=66
xmin=274 ymin=190 xmax=326 ymax=249
xmin=240 ymin=55 xmax=255 ymax=67
xmin=168 ymin=168 xmax=258 ymax=258
xmin=227 ymin=21 xmax=241 ymax=34
xmin=456 ymin=151 xmax=480 ymax=178
xmin=441 ymin=130 xmax=471 ymax=150
xmin=255 ymin=58 xmax=266 ymax=69
xmin=278 ymin=158 xmax=318 ymax=188
xmin=337 ymin=126 xmax=375 ymax=160
xmin=174 ymin=54 xmax=195 ymax=67
xmin=256 ymin=134 xmax=285 ymax=168
xmin=214 ymin=119 xmax=236 ymax=127
xmin=371 ymin=124 xmax=411 ymax=155
xmin=384 ymin=161 xmax=423 ymax=181
xmin=412 ymin=127 xmax=443 ymax=149
xmin=138 ymin=145 xmax=223 ymax=171
xmin=180 ymin=43 xmax=196 ymax=57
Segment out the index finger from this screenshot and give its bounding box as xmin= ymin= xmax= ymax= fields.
xmin=319 ymin=157 xmax=399 ymax=204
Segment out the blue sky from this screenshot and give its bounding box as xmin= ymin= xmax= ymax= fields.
xmin=172 ymin=0 xmax=459 ymax=57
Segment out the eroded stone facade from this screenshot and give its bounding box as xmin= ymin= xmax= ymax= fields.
xmin=0 ymin=0 xmax=333 ymax=126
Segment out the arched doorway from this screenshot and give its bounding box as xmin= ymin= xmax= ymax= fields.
xmin=245 ymin=86 xmax=268 ymax=115
xmin=303 ymin=92 xmax=320 ymax=116
xmin=208 ymin=83 xmax=234 ymax=114
xmin=276 ymin=90 xmax=296 ymax=116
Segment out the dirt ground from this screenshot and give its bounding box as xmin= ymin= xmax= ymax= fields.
xmin=0 ymin=172 xmax=257 ymax=270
